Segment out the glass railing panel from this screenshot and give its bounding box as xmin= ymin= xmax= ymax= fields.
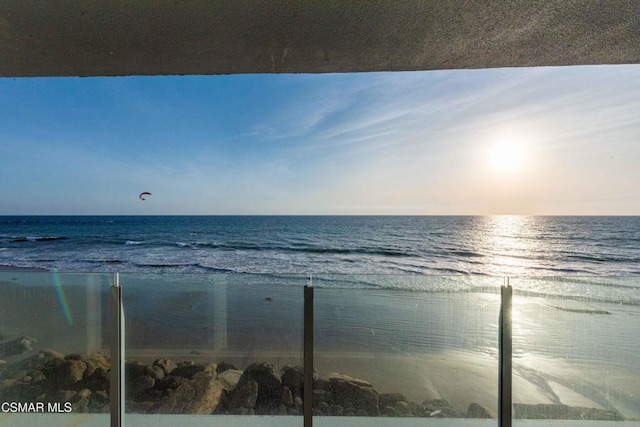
xmin=312 ymin=275 xmax=501 ymax=426
xmin=511 ymin=276 xmax=640 ymax=425
xmin=0 ymin=270 xmax=111 ymax=426
xmin=120 ymin=273 xmax=304 ymax=426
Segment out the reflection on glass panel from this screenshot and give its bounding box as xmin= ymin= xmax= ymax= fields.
xmin=120 ymin=273 xmax=304 ymax=418
xmin=0 ymin=271 xmax=111 ymax=426
xmin=511 ymin=277 xmax=640 ymax=423
xmin=313 ymin=275 xmax=500 ymax=421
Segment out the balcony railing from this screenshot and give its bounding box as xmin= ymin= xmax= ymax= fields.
xmin=0 ymin=272 xmax=638 ymax=426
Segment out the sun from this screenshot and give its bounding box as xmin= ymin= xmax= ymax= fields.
xmin=486 ymin=140 xmax=527 ymax=173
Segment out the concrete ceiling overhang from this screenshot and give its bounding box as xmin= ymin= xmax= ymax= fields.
xmin=1 ymin=1 xmax=639 ymax=77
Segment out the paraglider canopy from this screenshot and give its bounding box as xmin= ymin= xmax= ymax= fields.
xmin=139 ymin=192 xmax=151 ymax=201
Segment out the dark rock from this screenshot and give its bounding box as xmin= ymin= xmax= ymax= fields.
xmin=153 ymin=358 xmax=177 ymax=376
xmin=513 ymin=403 xmax=624 ymax=421
xmin=288 ymin=396 xmax=304 ymax=415
xmin=313 ymin=377 xmax=331 ymax=392
xmin=27 ymin=370 xmax=46 ymax=383
xmin=237 ymin=363 xmax=283 ymax=410
xmin=313 ymin=401 xmax=328 ymax=415
xmin=328 ymin=374 xmax=380 ymax=416
xmin=0 ymin=336 xmax=38 ymax=358
xmin=153 ymin=373 xmax=223 ymax=414
xmin=313 ymin=389 xmax=329 ymax=404
xmin=49 ymin=360 xmax=87 ymax=388
xmin=0 ymin=382 xmax=42 ymax=401
xmin=1 ymin=378 xmax=19 ymax=389
xmin=328 ymin=404 xmax=344 ymax=416
xmin=65 ymin=353 xmax=83 ymax=361
xmin=281 ymin=365 xmax=305 ymax=397
xmin=383 ymin=406 xmax=396 ymax=416
xmin=281 ymin=386 xmax=293 ymax=406
xmin=56 ymin=389 xmax=77 ymax=402
xmin=89 ymin=390 xmax=110 ymax=413
xmin=155 ymin=375 xmax=187 ymax=391
xmin=76 ymin=388 xmax=92 ymax=400
xmin=467 ymin=402 xmax=494 ymax=418
xmin=171 ymin=364 xmax=207 ymax=379
xmin=132 ymin=375 xmax=155 ymax=396
xmin=126 ymin=362 xmax=147 ymax=381
xmin=219 ymin=380 xmax=258 ymax=413
xmin=128 ymin=400 xmax=156 ymax=414
xmin=73 ymin=397 xmax=90 ymax=413
xmin=145 ymin=364 xmax=166 ymax=380
xmin=84 ymin=366 xmax=110 ymax=392
xmin=216 ymin=362 xmax=238 ymax=374
xmin=82 ymin=353 xmax=110 ymax=378
xmin=392 ymin=401 xmax=413 ymax=416
xmin=93 ymin=390 xmax=109 ymax=404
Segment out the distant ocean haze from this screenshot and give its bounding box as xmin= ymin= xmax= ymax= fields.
xmin=0 ymin=215 xmax=638 ymax=277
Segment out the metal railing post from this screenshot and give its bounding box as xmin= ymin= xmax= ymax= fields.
xmin=304 ymin=274 xmax=314 ymax=427
xmin=110 ymin=273 xmax=125 ymax=427
xmin=499 ymin=278 xmax=513 ymax=427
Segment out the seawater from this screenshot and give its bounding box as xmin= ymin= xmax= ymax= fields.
xmin=1 ymin=216 xmax=640 ymax=417
xmin=1 ymin=215 xmax=639 ymax=277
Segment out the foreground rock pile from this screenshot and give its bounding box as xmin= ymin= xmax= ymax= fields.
xmin=0 ymin=343 xmax=625 ymax=420
xmin=0 ymin=349 xmax=110 ymax=412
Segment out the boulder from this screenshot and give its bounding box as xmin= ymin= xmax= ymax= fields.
xmin=325 ymin=372 xmax=373 ymax=388
xmin=126 ymin=362 xmax=147 ymax=381
xmin=281 ymin=386 xmax=293 ymax=406
xmin=216 ymin=362 xmax=238 ymax=374
xmin=49 ymin=359 xmax=87 ymax=388
xmin=153 ymin=373 xmax=224 ymax=414
xmin=513 ymin=403 xmax=624 ymax=421
xmin=281 ymin=365 xmax=305 ymax=397
xmin=155 ymin=375 xmax=187 ymax=391
xmin=0 ymin=336 xmax=38 ymax=358
xmin=218 ymin=369 xmax=242 ymax=390
xmin=217 ymin=380 xmax=258 ymax=414
xmin=131 ymin=375 xmax=155 ymax=396
xmin=467 ymin=402 xmax=494 ymax=418
xmin=329 ymin=375 xmax=379 ymax=416
xmin=171 ymin=363 xmax=207 ymax=379
xmin=83 ymin=353 xmax=110 ymax=378
xmin=392 ymin=400 xmax=413 ymax=416
xmin=153 ymin=358 xmax=177 ymax=376
xmin=145 ymin=364 xmax=166 ymax=381
xmin=237 ymin=363 xmax=283 ymax=410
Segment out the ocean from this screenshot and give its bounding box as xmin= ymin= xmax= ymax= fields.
xmin=1 ymin=215 xmax=639 ymax=276
xmin=1 ymin=216 xmax=640 ymax=417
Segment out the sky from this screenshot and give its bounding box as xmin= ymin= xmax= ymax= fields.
xmin=0 ymin=65 xmax=639 ymax=215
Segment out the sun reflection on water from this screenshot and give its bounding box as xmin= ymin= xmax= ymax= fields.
xmin=477 ymin=215 xmax=544 ymax=276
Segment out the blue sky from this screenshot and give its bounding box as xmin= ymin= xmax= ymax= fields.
xmin=1 ymin=65 xmax=639 ymax=215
